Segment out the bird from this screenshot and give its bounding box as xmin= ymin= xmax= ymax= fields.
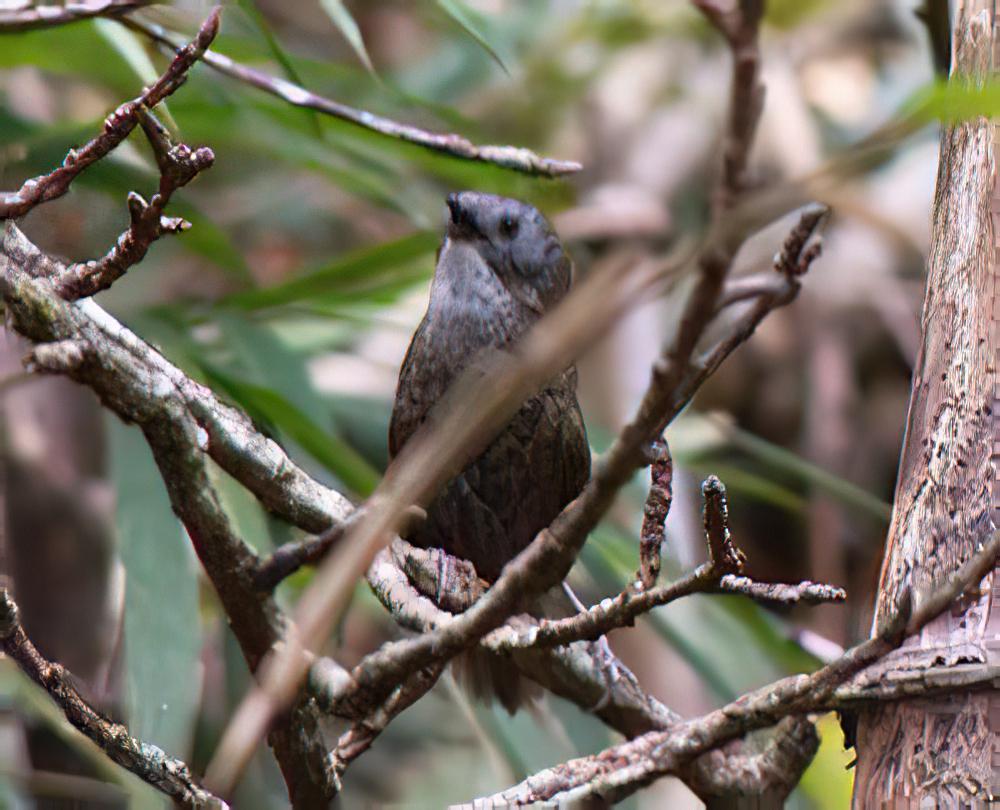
xmin=388 ymin=191 xmax=591 ymax=711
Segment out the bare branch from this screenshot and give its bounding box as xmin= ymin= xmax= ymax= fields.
xmin=254 ymin=518 xmax=354 ymax=591
xmin=121 ymin=16 xmax=581 ymax=178
xmin=701 ymin=475 xmax=744 ymax=574
xmin=0 ymin=589 xmax=226 ymax=808
xmin=0 ymin=223 xmax=343 ymax=806
xmin=56 ymin=111 xmax=215 ymax=300
xmin=713 ymin=574 xmax=846 ymax=606
xmin=2 ymin=224 xmax=354 ymax=534
xmin=694 ymin=0 xmax=766 ymax=208
xmin=638 ymin=439 xmax=672 ymax=589
xmin=366 ymin=541 xmax=819 ymax=803
xmin=0 ymin=0 xmax=147 ymax=32
xmin=773 ymin=203 xmax=830 ymax=278
xmin=481 ymin=531 xmax=1000 ymax=805
xmin=207 ymin=202 xmax=815 ymax=789
xmin=716 ymin=273 xmax=791 ymax=311
xmin=329 ymin=662 xmax=445 ymax=786
xmin=0 ymin=8 xmax=219 ymax=219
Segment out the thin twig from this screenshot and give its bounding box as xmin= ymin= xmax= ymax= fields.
xmin=701 ymin=475 xmax=744 ymax=573
xmin=121 ymin=16 xmax=581 ymax=178
xmin=0 ymin=0 xmax=147 ymax=32
xmin=329 ymin=662 xmax=445 ymax=785
xmin=56 ymin=110 xmax=214 ymax=300
xmin=364 ymin=543 xmax=819 ymax=802
xmin=254 ymin=520 xmax=353 ymax=591
xmin=0 ymin=589 xmax=226 ymax=809
xmin=202 ymin=0 xmax=789 ymax=786
xmin=0 ymin=8 xmax=220 ymax=220
xmin=773 ymin=203 xmax=830 ymax=278
xmin=483 ymin=531 xmax=1000 ymax=805
xmin=713 ymin=574 xmax=846 ymax=605
xmin=638 ymin=439 xmax=672 ymax=589
xmin=203 ymin=249 xmax=673 ymax=794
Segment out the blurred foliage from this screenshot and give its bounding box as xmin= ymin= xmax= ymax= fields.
xmin=0 ymin=0 xmax=948 ymax=805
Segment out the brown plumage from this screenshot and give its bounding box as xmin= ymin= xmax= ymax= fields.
xmin=389 ymin=191 xmax=590 ymax=711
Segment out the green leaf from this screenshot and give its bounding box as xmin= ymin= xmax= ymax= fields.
xmin=677 ymin=414 xmax=892 ymax=522
xmin=203 ymin=366 xmax=379 ymax=496
xmin=109 ymin=418 xmax=201 ymax=762
xmin=236 ymin=0 xmax=325 ymax=138
xmin=0 ymin=21 xmax=136 ymax=94
xmin=436 ymin=0 xmax=510 ymax=75
xmin=797 ymin=713 xmax=855 ymax=808
xmin=223 ymin=230 xmax=438 ymax=310
xmin=905 ymin=78 xmax=1000 ymax=123
xmin=319 ymin=0 xmax=377 ymax=76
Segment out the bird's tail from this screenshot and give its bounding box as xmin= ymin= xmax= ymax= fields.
xmin=452 ymin=583 xmax=582 ymax=713
xmin=452 ymin=647 xmax=539 ymax=714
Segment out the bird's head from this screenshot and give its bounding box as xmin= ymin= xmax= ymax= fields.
xmin=444 ymin=191 xmax=571 ymax=314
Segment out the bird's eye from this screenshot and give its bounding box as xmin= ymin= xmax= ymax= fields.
xmin=500 ymin=214 xmax=518 ymax=238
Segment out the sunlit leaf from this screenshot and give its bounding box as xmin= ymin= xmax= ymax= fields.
xmin=797 ymin=713 xmax=855 ymax=808
xmin=905 ymin=78 xmax=1000 ymax=123
xmin=765 ymin=0 xmax=832 ymax=29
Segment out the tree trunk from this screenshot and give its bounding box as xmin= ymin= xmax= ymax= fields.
xmin=852 ymin=0 xmax=1000 ymax=805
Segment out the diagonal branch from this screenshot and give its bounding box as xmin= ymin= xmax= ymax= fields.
xmin=0 ymin=589 xmax=226 ymax=809
xmin=206 ymin=199 xmax=823 ymax=794
xmin=120 ymin=15 xmax=581 ymax=178
xmin=364 ymin=540 xmax=820 ymax=802
xmin=0 ymin=0 xmax=148 ymax=32
xmin=56 ymin=110 xmax=215 ymax=300
xmin=483 ymin=531 xmax=1000 ymax=805
xmin=0 ymin=7 xmax=219 ymax=220
xmin=0 ymin=223 xmax=342 ymax=807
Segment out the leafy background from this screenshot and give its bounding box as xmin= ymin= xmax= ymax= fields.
xmin=0 ymin=0 xmax=943 ymax=806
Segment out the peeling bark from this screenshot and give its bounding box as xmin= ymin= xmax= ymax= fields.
xmin=853 ymin=1 xmax=1000 ymax=805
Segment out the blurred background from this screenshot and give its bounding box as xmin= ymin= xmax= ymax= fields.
xmin=0 ymin=0 xmax=941 ymax=806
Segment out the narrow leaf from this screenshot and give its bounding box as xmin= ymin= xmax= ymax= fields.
xmin=203 ymin=366 xmax=380 ymax=496
xmin=436 ymin=0 xmax=510 ymax=75
xmin=318 ymin=0 xmax=377 ymax=76
xmin=109 ymin=418 xmax=201 ymax=762
xmin=222 ymin=230 xmax=438 ymax=311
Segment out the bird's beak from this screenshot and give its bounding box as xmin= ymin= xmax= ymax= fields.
xmin=446 ymin=193 xmax=462 ymax=225
xmin=445 ymin=192 xmax=479 ymax=240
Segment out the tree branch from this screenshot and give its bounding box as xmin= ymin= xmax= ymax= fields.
xmin=638 ymin=439 xmax=672 ymax=589
xmin=481 ymin=531 xmax=1000 ymax=805
xmin=0 ymin=0 xmax=147 ymax=32
xmin=0 ymin=589 xmax=225 ymax=809
xmin=0 ymin=223 xmax=343 ymax=807
xmin=55 ymin=110 xmax=214 ymax=300
xmin=120 ymin=15 xmax=581 ymax=178
xmin=0 ymin=8 xmax=219 ymax=220
xmin=364 ymin=540 xmax=820 ymax=802
xmin=206 ymin=198 xmax=823 ymax=794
